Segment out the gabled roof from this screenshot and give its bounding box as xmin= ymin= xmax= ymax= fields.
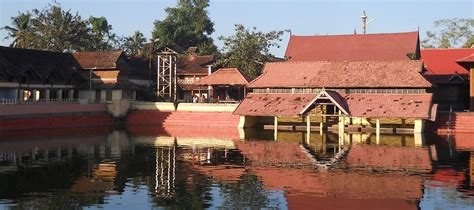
xmin=300 ymin=89 xmax=350 ymax=115
xmin=285 ymin=31 xmax=419 ymax=61
xmin=248 ymin=60 xmax=431 ymax=88
xmin=233 ymin=93 xmax=317 ymax=116
xmin=195 ymin=68 xmax=250 ymax=86
xmin=177 ymin=54 xmax=214 ymax=76
xmin=73 ymin=50 xmax=124 ymax=69
xmin=421 ymin=48 xmax=474 ymax=75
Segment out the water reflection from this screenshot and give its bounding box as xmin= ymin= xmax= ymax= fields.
xmin=0 ymin=127 xmax=473 ymax=209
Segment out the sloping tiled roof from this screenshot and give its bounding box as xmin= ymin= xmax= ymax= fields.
xmin=249 ymin=60 xmax=431 ymax=88
xmin=0 ymin=46 xmax=82 ymax=82
xmin=342 ymin=93 xmax=433 ymax=119
xmin=194 ymin=68 xmax=250 ymax=86
xmin=421 ymin=48 xmax=474 ymax=75
xmin=233 ymin=93 xmax=317 ymax=116
xmin=177 ymin=54 xmax=214 ymax=75
xmin=73 ymin=50 xmax=123 ymax=69
xmin=234 ymin=92 xmax=433 ymax=119
xmin=456 ymin=53 xmax=474 ymax=63
xmin=285 ymin=31 xmax=419 ymax=61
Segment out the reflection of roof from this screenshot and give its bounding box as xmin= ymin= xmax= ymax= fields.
xmin=421 ymin=49 xmax=474 ymax=75
xmin=195 ymin=68 xmax=250 ymax=86
xmin=248 ymin=60 xmax=431 ymax=88
xmin=177 ymin=54 xmax=214 ymax=75
xmin=347 ymin=145 xmax=432 ymax=171
xmin=235 ymin=92 xmax=433 ymax=119
xmin=285 ymin=31 xmax=419 ymax=61
xmin=235 ymin=140 xmax=314 ymax=166
xmin=73 ymin=50 xmax=123 ymax=69
xmin=194 ymin=165 xmax=245 ymax=183
xmin=233 ymin=93 xmax=317 ymax=116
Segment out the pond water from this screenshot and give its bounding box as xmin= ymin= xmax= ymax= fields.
xmin=0 ymin=126 xmax=473 ymax=209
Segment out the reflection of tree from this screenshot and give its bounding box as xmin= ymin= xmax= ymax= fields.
xmin=218 ymin=172 xmax=269 ymax=209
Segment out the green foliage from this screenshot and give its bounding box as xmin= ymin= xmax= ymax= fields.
xmin=421 ymin=18 xmax=473 ymax=48
xmin=2 ymin=6 xmax=120 ymax=52
xmin=151 ymin=0 xmax=217 ymax=55
xmin=30 ymin=6 xmax=92 ymax=52
xmin=217 ymin=24 xmax=286 ymax=79
xmin=121 ymin=31 xmax=147 ymax=57
xmin=1 ymin=12 xmax=34 ymax=48
xmin=88 ymin=16 xmax=118 ymax=51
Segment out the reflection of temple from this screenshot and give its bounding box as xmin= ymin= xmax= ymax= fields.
xmin=1 ymin=126 xmax=474 ymax=209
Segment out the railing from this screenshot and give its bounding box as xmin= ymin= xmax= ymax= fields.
xmin=0 ymin=99 xmax=81 ymax=105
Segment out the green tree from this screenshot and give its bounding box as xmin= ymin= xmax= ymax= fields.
xmin=217 ymin=24 xmax=286 ymax=79
xmin=122 ymin=31 xmax=146 ymax=57
xmin=1 ymin=12 xmax=34 ymax=48
xmin=88 ymin=16 xmax=118 ymax=51
xmin=30 ymin=6 xmax=91 ymax=52
xmin=151 ymin=0 xmax=217 ymax=55
xmin=422 ymin=18 xmax=473 ymax=48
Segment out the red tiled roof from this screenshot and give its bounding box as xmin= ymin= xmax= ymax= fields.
xmin=177 ymin=54 xmax=214 ymax=75
xmin=421 ymin=48 xmax=474 ymax=75
xmin=194 ymin=68 xmax=250 ymax=86
xmin=233 ymin=93 xmax=317 ymax=116
xmin=285 ymin=31 xmax=419 ymax=61
xmin=342 ymin=93 xmax=433 ymax=119
xmin=73 ymin=50 xmax=123 ymax=69
xmin=249 ymin=60 xmax=431 ymax=88
xmin=457 ymin=53 xmax=474 ymax=63
xmin=235 ymin=92 xmax=433 ymax=119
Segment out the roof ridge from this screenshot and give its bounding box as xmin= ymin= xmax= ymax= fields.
xmin=290 ymin=31 xmax=418 ymax=38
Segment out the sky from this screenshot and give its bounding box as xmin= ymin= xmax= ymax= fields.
xmin=0 ymin=0 xmax=472 ymax=57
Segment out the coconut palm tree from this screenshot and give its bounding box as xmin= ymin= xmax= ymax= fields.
xmin=2 ymin=12 xmax=34 ymax=48
xmin=122 ymin=31 xmax=146 ymax=57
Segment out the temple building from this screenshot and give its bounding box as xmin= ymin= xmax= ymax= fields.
xmin=421 ymin=48 xmax=474 ymax=111
xmin=0 ymin=46 xmax=82 ymax=102
xmin=73 ymin=50 xmax=144 ymax=102
xmin=176 ymin=47 xmax=215 ymax=102
xmin=194 ymin=68 xmax=250 ymax=102
xmin=234 ymin=31 xmax=435 ymax=134
xmin=0 ymin=47 xmax=150 ymax=103
xmin=455 ymin=53 xmax=474 ymax=111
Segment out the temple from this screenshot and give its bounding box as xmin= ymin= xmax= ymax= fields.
xmin=234 ymin=32 xmax=436 ymax=134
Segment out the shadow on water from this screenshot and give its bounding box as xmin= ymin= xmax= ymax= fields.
xmin=0 ymin=126 xmax=473 ymax=209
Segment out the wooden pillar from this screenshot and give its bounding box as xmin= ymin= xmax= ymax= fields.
xmin=320 ymin=116 xmax=324 ymax=136
xmin=338 ymin=111 xmax=344 ymax=145
xmin=274 ymin=116 xmax=278 ymax=141
xmin=376 ymin=118 xmax=381 ymax=145
xmin=306 ymin=115 xmax=311 ymax=144
xmin=414 ymin=119 xmax=425 ymax=133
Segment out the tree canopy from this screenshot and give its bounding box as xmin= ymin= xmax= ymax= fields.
xmin=151 ymin=0 xmax=217 ymax=55
xmin=121 ymin=31 xmax=147 ymax=57
xmin=2 ymin=6 xmax=118 ymax=52
xmin=217 ymin=24 xmax=286 ymax=79
xmin=422 ymin=18 xmax=473 ymax=48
